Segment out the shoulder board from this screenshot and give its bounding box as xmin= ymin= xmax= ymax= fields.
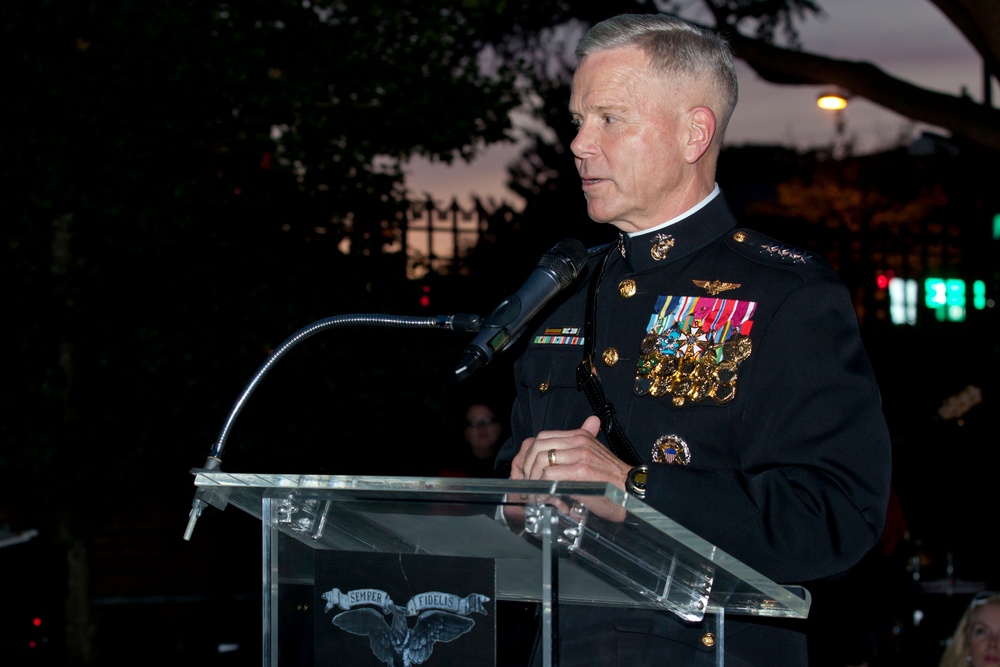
xmin=726 ymin=228 xmax=816 ymax=266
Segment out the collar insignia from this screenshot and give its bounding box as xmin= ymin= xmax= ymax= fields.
xmin=692 ymin=279 xmax=741 ymax=295
xmin=650 ymin=233 xmax=675 ymax=260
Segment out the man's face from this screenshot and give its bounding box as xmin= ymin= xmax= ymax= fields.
xmin=569 ymin=46 xmax=690 ymax=232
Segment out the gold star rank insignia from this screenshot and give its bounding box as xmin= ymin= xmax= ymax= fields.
xmin=692 ymin=279 xmax=741 ymax=295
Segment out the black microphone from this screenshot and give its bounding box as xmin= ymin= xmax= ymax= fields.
xmin=455 ymin=238 xmax=588 ymax=381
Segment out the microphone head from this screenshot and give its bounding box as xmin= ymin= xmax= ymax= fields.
xmin=539 ymin=238 xmax=589 ymax=289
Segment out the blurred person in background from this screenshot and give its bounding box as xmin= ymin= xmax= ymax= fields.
xmin=438 ymin=400 xmax=507 ymax=479
xmin=938 ymin=592 xmax=1000 ymax=667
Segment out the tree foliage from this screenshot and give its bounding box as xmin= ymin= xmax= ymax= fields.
xmin=2 ymin=0 xmax=587 ymax=490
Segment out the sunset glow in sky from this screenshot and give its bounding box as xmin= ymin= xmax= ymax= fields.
xmin=406 ymin=0 xmax=991 ymax=209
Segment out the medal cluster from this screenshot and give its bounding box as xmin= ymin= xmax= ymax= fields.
xmin=634 ymin=321 xmax=752 ymax=407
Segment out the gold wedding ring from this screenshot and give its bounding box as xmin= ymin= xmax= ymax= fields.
xmin=547 ymin=449 xmax=558 ymax=467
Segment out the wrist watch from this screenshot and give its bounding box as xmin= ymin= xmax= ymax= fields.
xmin=625 ymin=464 xmax=649 ymax=500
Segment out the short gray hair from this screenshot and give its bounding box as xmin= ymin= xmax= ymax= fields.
xmin=576 ymin=14 xmax=738 ymax=140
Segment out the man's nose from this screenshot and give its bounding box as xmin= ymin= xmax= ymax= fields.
xmin=570 ymin=123 xmax=597 ymax=159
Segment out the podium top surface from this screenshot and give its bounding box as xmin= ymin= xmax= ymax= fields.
xmin=193 ymin=471 xmax=810 ymax=621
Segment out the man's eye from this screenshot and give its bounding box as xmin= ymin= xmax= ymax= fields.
xmin=570 ymin=117 xmax=582 ymax=128
xmin=603 ymin=115 xmax=617 ymax=124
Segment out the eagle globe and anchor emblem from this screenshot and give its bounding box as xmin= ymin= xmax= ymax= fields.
xmin=321 ymin=587 xmax=491 ymax=666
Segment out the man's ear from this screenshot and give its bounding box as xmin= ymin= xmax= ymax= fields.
xmin=685 ymin=106 xmax=717 ymax=164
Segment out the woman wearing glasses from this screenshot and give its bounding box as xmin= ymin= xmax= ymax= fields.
xmin=436 ymin=400 xmax=508 ymax=479
xmin=940 ymin=592 xmax=1000 ymax=667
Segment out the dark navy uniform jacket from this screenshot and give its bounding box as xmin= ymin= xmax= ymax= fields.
xmin=496 ymin=191 xmax=892 ymax=666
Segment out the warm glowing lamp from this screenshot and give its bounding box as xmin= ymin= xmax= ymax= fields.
xmin=817 ymin=91 xmax=849 ymax=111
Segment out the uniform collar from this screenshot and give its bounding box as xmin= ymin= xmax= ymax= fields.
xmin=615 ymin=191 xmax=738 ymax=273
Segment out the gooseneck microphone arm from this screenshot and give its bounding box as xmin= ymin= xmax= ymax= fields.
xmin=206 ymin=313 xmax=480 ymax=462
xmin=185 ymin=239 xmax=588 ymax=540
xmin=183 ymin=312 xmax=481 ymax=540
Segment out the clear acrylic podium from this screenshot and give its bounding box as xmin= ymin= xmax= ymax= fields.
xmin=191 ymin=471 xmax=810 ymax=666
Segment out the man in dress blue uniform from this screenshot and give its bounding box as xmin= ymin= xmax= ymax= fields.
xmin=496 ymin=13 xmax=892 ymax=666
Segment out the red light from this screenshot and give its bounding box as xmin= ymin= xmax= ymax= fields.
xmin=876 ymin=274 xmax=889 ymax=290
xmin=32 ymin=617 xmax=42 ymax=627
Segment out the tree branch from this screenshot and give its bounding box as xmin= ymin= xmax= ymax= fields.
xmin=927 ymin=0 xmax=1000 ymax=76
xmin=726 ymin=30 xmax=1000 ymax=153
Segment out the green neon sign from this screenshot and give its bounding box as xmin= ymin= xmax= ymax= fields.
xmin=924 ymin=278 xmax=966 ymax=322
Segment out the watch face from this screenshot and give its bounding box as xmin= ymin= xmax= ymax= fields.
xmin=629 ymin=466 xmax=648 ymax=492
